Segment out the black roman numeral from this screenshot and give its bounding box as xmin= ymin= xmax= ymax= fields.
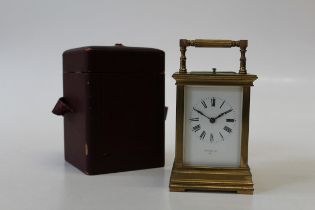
xmin=210 ymin=133 xmax=214 ymax=142
xmin=200 ymin=131 xmax=206 ymax=140
xmin=219 ymin=132 xmax=224 ymax=141
xmin=223 ymin=126 xmax=232 ymax=133
xmin=226 ymin=119 xmax=235 ymax=122
xmin=192 ymin=125 xmax=201 ymax=132
xmin=189 ymin=117 xmax=199 ymax=121
xmin=220 ymin=100 xmax=225 ymax=109
xmin=201 ymin=100 xmax=207 ymax=108
xmin=211 ymin=97 xmax=215 ymax=107
xmin=225 ymin=109 xmax=233 ymax=114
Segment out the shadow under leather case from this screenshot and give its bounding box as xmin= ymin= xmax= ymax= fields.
xmin=52 ymin=45 xmax=165 ymax=175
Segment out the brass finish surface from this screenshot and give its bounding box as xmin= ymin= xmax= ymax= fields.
xmin=169 ymin=164 xmax=254 ymax=194
xmin=171 ymin=38 xmax=257 ymax=194
xmin=179 ymin=39 xmax=248 ymax=74
xmin=174 ymin=85 xmax=184 ymax=168
xmin=240 ymin=87 xmax=250 ymax=167
xmin=173 ymin=72 xmax=257 ymax=86
xmin=181 ymin=39 xmax=240 ymax=48
xmin=170 ymin=69 xmax=257 ymax=194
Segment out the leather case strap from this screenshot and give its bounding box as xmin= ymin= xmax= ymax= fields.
xmin=52 ymin=97 xmax=73 ymax=116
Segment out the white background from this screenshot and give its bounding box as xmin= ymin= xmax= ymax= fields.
xmin=1 ymin=0 xmax=315 ymax=209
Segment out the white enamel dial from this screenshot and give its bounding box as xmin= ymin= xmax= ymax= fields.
xmin=183 ymin=85 xmax=243 ymax=167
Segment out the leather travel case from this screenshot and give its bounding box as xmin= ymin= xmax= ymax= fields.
xmin=52 ymin=45 xmax=165 ymax=175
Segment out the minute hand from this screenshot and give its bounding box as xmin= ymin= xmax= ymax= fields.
xmin=214 ymin=109 xmax=233 ymax=120
xmin=193 ymin=107 xmax=211 ymax=120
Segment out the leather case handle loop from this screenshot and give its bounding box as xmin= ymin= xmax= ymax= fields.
xmin=52 ymin=97 xmax=73 ymax=116
xmin=179 ymin=39 xmax=248 ymax=74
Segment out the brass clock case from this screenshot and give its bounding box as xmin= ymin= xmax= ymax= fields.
xmin=169 ymin=39 xmax=258 ymax=194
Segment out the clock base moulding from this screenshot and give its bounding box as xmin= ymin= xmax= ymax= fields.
xmin=169 ymin=165 xmax=254 ymax=194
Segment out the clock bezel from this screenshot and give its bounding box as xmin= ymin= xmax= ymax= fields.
xmin=173 ymin=72 xmax=256 ymax=170
xmin=183 ymin=85 xmax=243 ymax=167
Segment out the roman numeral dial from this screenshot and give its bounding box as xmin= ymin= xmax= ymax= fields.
xmin=223 ymin=126 xmax=232 ymax=133
xmin=189 ymin=96 xmax=237 ymax=144
xmin=200 ymin=131 xmax=206 ymax=140
xmin=192 ymin=124 xmax=201 ymax=132
xmin=201 ymin=100 xmax=207 ymax=108
xmin=211 ymin=97 xmax=215 ymax=107
xmin=189 ymin=117 xmax=199 ymax=121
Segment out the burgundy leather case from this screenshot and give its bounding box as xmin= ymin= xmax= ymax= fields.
xmin=53 ymin=45 xmax=165 ymax=175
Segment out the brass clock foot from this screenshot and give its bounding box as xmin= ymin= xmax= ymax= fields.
xmin=169 ymin=187 xmax=186 ymax=192
xmin=237 ymin=190 xmax=253 ymax=195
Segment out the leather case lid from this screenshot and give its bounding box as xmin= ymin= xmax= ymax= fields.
xmin=63 ymin=45 xmax=165 ymax=74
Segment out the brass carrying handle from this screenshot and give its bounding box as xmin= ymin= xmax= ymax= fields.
xmin=179 ymin=39 xmax=248 ymax=74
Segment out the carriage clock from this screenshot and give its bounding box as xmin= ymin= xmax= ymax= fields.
xmin=169 ymin=39 xmax=258 ymax=194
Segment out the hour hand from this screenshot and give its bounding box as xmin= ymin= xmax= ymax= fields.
xmin=193 ymin=107 xmax=211 ymax=120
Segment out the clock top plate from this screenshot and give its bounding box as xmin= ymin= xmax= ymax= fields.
xmin=173 ymin=71 xmax=258 ymax=86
